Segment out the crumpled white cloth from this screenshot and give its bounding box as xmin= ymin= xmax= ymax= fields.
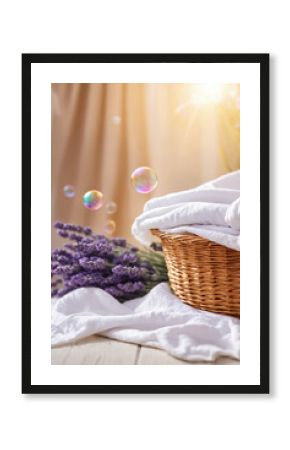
xmin=51 ymin=283 xmax=240 ymax=362
xmin=132 ymin=171 xmax=240 ymax=251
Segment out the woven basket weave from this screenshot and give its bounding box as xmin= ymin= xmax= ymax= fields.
xmin=151 ymin=229 xmax=240 ymax=318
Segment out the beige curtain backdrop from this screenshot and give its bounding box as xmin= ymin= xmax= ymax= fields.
xmin=52 ymin=83 xmax=239 ymax=248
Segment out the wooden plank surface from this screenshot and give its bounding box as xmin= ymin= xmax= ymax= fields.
xmin=52 ymin=335 xmax=239 ymax=365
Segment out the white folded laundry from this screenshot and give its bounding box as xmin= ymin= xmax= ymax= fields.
xmin=51 ymin=283 xmax=240 ymax=362
xmin=225 ymin=197 xmax=240 ymax=231
xmin=132 ymin=170 xmax=240 ymax=251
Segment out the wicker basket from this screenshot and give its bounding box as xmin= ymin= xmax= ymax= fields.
xmin=151 ymin=229 xmax=240 ymax=318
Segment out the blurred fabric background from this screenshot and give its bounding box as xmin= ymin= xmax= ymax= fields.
xmin=51 ymin=83 xmax=240 ymax=248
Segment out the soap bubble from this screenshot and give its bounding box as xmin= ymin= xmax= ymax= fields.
xmin=131 ymin=166 xmax=158 ymax=194
xmin=112 ymin=115 xmax=121 ymax=125
xmin=104 ymin=220 xmax=116 ymax=235
xmin=106 ymin=201 xmax=117 ymax=215
xmin=83 ymin=190 xmax=104 ymax=210
xmin=63 ymin=185 xmax=75 ymax=198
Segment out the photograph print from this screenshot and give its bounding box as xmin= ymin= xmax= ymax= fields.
xmin=22 ymin=54 xmax=269 ymax=393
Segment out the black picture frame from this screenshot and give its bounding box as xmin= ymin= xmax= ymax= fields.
xmin=22 ymin=53 xmax=269 ymax=394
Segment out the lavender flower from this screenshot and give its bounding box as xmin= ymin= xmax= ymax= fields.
xmin=64 ymin=243 xmax=77 ymax=251
xmin=54 ymin=222 xmax=65 ymax=229
xmin=51 ymin=248 xmax=72 ymax=258
xmin=51 ymin=288 xmax=59 ymax=297
xmin=83 ymin=227 xmax=92 ymax=235
xmin=115 ymin=251 xmax=138 ymax=265
xmin=61 ymin=223 xmax=92 ymax=235
xmin=72 ymin=271 xmax=106 ymax=286
xmin=68 ymin=233 xmax=84 ymax=242
xmin=57 ymin=230 xmax=69 ymax=238
xmin=112 ymin=238 xmax=127 ymax=247
xmin=104 ymin=286 xmax=124 ymax=298
xmin=51 ymin=221 xmax=168 ymax=301
xmin=117 ymin=281 xmax=146 ymax=295
xmin=56 ymin=286 xmax=74 ymax=297
xmin=112 ymin=265 xmax=149 ymax=281
xmin=94 ymin=242 xmax=113 ymax=258
xmin=53 ymin=255 xmax=72 ymax=265
xmin=81 ymin=237 xmax=95 ymax=244
xmin=79 ymin=257 xmax=108 ymax=272
xmin=52 ymin=263 xmax=80 ymax=275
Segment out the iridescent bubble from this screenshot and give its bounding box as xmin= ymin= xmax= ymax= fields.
xmin=83 ymin=190 xmax=104 ymax=210
xmin=63 ymin=185 xmax=75 ymax=198
xmin=112 ymin=115 xmax=121 ymax=125
xmin=106 ymin=201 xmax=117 ymax=215
xmin=131 ymin=166 xmax=158 ymax=194
xmin=104 ymin=220 xmax=116 ymax=235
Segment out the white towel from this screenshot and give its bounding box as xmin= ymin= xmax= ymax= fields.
xmin=51 ymin=283 xmax=240 ymax=362
xmin=132 ymin=171 xmax=240 ymax=251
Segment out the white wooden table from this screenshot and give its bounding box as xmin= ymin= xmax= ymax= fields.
xmin=52 ymin=335 xmax=239 ymax=365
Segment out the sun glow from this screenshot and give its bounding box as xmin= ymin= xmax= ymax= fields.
xmin=191 ymin=84 xmax=225 ymax=105
xmin=175 ymin=83 xmax=239 ymax=114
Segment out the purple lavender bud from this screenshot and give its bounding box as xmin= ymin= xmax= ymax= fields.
xmin=63 ymin=223 xmax=82 ymax=233
xmin=69 ymin=272 xmax=85 ymax=287
xmin=101 ymin=274 xmax=121 ymax=287
xmin=73 ymin=243 xmax=93 ymax=255
xmin=79 ymin=257 xmax=108 ymax=271
xmin=64 ymin=243 xmax=77 ymax=251
xmin=83 ymin=227 xmax=92 ymax=235
xmin=53 ymin=263 xmax=80 ymax=275
xmin=128 ymin=267 xmax=149 ymax=280
xmin=68 ymin=233 xmax=84 ymax=242
xmin=104 ymin=286 xmax=124 ymax=298
xmin=94 ymin=242 xmax=113 ymax=258
xmin=112 ymin=238 xmax=127 ymax=247
xmin=112 ymin=265 xmax=149 ymax=281
xmin=115 ymin=251 xmax=138 ymax=265
xmin=55 ymin=255 xmax=72 ymax=264
xmin=62 ymin=223 xmax=80 ymax=232
xmin=72 ymin=251 xmax=84 ymax=261
xmin=93 ymin=234 xmax=107 ymax=241
xmin=117 ymin=281 xmax=146 ymax=294
xmin=51 ymin=248 xmax=72 ymax=258
xmin=112 ymin=265 xmax=128 ymax=276
xmin=81 ymin=237 xmax=94 ymax=244
xmin=56 ymin=286 xmax=74 ymax=297
xmin=58 ymin=229 xmax=69 ymax=238
xmin=54 ymin=221 xmax=64 ymax=229
xmin=51 ymin=288 xmax=59 ymax=297
xmin=70 ymin=271 xmax=105 ymax=288
xmin=85 ymin=244 xmax=99 ymax=256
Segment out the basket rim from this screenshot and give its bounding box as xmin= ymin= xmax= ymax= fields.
xmin=151 ymin=228 xmax=239 ymax=250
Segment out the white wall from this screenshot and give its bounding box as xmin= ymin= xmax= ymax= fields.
xmin=0 ymin=1 xmax=285 ymax=449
